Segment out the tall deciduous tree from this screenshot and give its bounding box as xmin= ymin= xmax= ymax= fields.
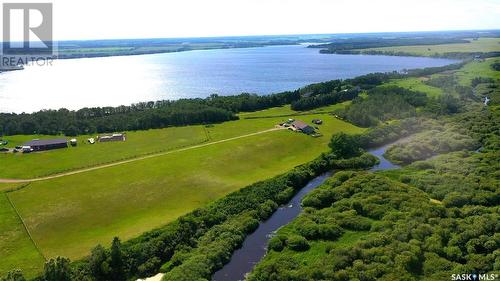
xmin=329 ymin=132 xmax=361 ymax=158
xmin=43 ymin=257 xmax=72 ymax=281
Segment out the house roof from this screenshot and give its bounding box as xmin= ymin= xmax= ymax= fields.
xmin=292 ymin=120 xmax=312 ymax=130
xmin=24 ymin=138 xmax=67 ymax=147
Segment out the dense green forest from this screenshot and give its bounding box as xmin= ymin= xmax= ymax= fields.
xmin=335 ymin=86 xmax=430 ymax=127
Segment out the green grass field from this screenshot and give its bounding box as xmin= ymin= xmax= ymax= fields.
xmin=0 ymin=192 xmax=45 ymax=279
xmin=0 ymin=126 xmax=208 ymax=179
xmin=362 ymin=37 xmax=500 ymax=56
xmin=0 ymin=104 xmax=350 ymax=180
xmin=381 ymin=77 xmax=444 ymax=98
xmin=455 ymin=57 xmax=500 ymax=85
xmin=0 ymin=106 xmax=363 ymax=277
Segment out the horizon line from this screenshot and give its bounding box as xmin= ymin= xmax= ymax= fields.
xmin=1 ymin=28 xmax=499 ymax=44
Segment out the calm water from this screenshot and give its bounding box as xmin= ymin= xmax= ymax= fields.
xmin=0 ymin=45 xmax=456 ymax=113
xmin=211 ymin=145 xmax=399 ymax=281
xmin=369 ymin=143 xmax=401 ymax=171
xmin=212 ymin=172 xmax=332 ymax=281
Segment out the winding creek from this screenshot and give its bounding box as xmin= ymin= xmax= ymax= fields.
xmin=368 ymin=142 xmax=401 ymax=172
xmin=139 ymin=143 xmax=399 ymax=281
xmin=212 ymin=172 xmax=333 ymax=281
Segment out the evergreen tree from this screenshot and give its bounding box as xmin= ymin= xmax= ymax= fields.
xmin=110 ymin=237 xmax=125 ymax=280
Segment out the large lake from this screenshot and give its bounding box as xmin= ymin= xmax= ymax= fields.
xmin=0 ymin=45 xmax=457 ymax=113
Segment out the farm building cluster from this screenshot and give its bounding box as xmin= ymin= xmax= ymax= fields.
xmin=279 ymin=119 xmax=323 ymax=137
xmin=0 ymin=133 xmax=126 ymax=153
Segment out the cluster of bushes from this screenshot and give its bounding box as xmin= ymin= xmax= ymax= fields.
xmin=335 ymin=86 xmax=428 ymax=127
xmin=471 ymin=77 xmax=495 ymax=88
xmin=383 ymin=124 xmax=480 ymax=164
xmin=248 ymin=169 xmax=499 ymax=281
xmin=424 ymin=74 xmax=478 ymax=101
xmin=400 ymin=151 xmax=499 ymax=208
xmin=329 ymin=117 xmax=432 ymax=157
xmin=355 ymin=118 xmax=428 ymax=148
xmin=424 ymin=75 xmax=457 ymax=92
xmin=394 ymin=107 xmax=500 ymax=207
xmin=336 ymin=79 xmax=468 ymax=127
xmin=161 ymin=212 xmax=260 ymax=281
xmin=289 ymin=74 xmax=399 ymax=112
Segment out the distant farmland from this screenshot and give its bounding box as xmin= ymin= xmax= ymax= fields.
xmin=361 ymin=37 xmax=500 ymax=56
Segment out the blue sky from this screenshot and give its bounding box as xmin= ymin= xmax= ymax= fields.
xmin=3 ymin=0 xmax=500 ymax=40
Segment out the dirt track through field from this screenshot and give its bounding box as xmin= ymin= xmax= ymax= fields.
xmin=0 ymin=127 xmax=284 ymax=183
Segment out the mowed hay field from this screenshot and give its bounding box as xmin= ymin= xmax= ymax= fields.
xmin=0 ymin=103 xmax=351 ymax=180
xmin=362 ymin=37 xmax=500 ymax=56
xmin=0 ymin=185 xmax=45 ymax=279
xmin=1 ymin=107 xmax=363 ymax=276
xmin=0 ymin=126 xmax=208 ymax=179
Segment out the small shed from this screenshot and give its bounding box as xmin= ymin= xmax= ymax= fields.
xmin=98 ymin=133 xmax=126 ymax=142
